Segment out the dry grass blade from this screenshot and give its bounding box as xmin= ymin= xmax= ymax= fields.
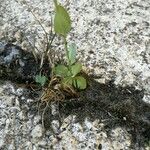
xmin=21 ymin=0 xmax=56 ymax=68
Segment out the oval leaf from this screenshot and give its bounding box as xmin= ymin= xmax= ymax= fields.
xmin=68 ymin=43 xmax=76 ymax=65
xmin=35 ymin=74 xmax=47 ymax=86
xmin=54 ymin=2 xmax=71 ymax=37
xmin=73 ymin=76 xmax=87 ymax=90
xmin=54 ymin=65 xmax=69 ymax=77
xmin=71 ymin=62 xmax=82 ymax=77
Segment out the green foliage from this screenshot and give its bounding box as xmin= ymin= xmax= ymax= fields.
xmin=35 ymin=74 xmax=47 ymax=87
xmin=54 ymin=65 xmax=69 ymax=77
xmin=53 ymin=0 xmax=87 ymax=90
xmin=62 ymin=77 xmax=73 ymax=86
xmin=54 ymin=45 xmax=87 ymax=90
xmin=54 ymin=0 xmax=71 ymax=37
xmin=35 ymin=0 xmax=87 ymax=90
xmin=73 ymin=76 xmax=87 ymax=90
xmin=71 ymin=63 xmax=82 ymax=77
xmin=68 ymin=43 xmax=76 ymax=65
xmin=54 ymin=63 xmax=87 ymax=90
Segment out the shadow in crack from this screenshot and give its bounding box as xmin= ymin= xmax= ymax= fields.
xmin=47 ymin=79 xmax=150 ymax=149
xmin=1 ymin=43 xmax=150 ymax=149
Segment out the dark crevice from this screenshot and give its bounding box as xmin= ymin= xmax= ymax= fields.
xmin=0 ymin=43 xmax=150 ymax=149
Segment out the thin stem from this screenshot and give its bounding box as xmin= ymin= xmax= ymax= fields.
xmin=23 ymin=0 xmax=49 ymax=49
xmin=46 ymin=14 xmax=55 ymax=53
xmin=24 ymin=35 xmax=38 ymax=62
xmin=63 ymin=37 xmax=69 ymax=64
xmin=46 ymin=34 xmax=56 ymax=53
xmin=63 ymin=36 xmax=72 ymax=74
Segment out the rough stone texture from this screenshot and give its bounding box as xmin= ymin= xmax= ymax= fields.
xmin=0 ymin=81 xmax=134 ymax=150
xmin=0 ymin=0 xmax=150 ymax=149
xmin=0 ymin=0 xmax=150 ymax=103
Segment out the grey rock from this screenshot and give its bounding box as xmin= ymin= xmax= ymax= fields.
xmin=0 ymin=0 xmax=150 ymax=149
xmin=1 ymin=0 xmax=150 ymax=103
xmin=31 ymin=124 xmax=43 ymax=139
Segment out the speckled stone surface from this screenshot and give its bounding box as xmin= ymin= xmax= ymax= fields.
xmin=0 ymin=81 xmax=134 ymax=150
xmin=0 ymin=0 xmax=150 ymax=103
xmin=0 ymin=0 xmax=150 ymax=149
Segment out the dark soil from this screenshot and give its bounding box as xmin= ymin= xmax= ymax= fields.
xmin=43 ymin=79 xmax=150 ymax=149
xmin=0 ymin=43 xmax=150 ymax=149
xmin=0 ymin=43 xmax=50 ymax=83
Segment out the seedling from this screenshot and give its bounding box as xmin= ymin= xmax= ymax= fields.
xmin=54 ymin=44 xmax=87 ymax=90
xmin=34 ymin=0 xmax=87 ymax=90
xmin=53 ymin=0 xmax=87 ymax=90
xmin=31 ymin=0 xmax=88 ymax=129
xmin=35 ymin=73 xmax=47 ymax=87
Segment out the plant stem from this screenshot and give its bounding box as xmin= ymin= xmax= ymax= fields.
xmin=23 ymin=0 xmax=49 ymax=46
xmin=63 ymin=37 xmax=72 ymax=73
xmin=63 ymin=37 xmax=69 ymax=65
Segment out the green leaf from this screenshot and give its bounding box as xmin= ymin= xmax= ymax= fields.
xmin=35 ymin=74 xmax=47 ymax=86
xmin=68 ymin=43 xmax=76 ymax=65
xmin=62 ymin=77 xmax=73 ymax=85
xmin=73 ymin=76 xmax=87 ymax=90
xmin=71 ymin=62 xmax=82 ymax=77
xmin=54 ymin=65 xmax=69 ymax=77
xmin=54 ymin=1 xmax=71 ymax=37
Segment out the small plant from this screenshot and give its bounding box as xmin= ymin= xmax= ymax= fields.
xmin=23 ymin=0 xmax=87 ymax=90
xmin=29 ymin=0 xmax=87 ymax=128
xmin=35 ymin=73 xmax=47 ymax=87
xmin=53 ymin=0 xmax=87 ymax=90
xmin=33 ymin=0 xmax=87 ymax=94
xmin=54 ymin=44 xmax=86 ymax=90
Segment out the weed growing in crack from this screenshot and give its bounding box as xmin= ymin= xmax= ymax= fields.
xmin=32 ymin=0 xmax=88 ymax=128
xmin=53 ymin=0 xmax=87 ymax=90
xmin=35 ymin=0 xmax=87 ymax=90
xmin=35 ymin=73 xmax=48 ymax=87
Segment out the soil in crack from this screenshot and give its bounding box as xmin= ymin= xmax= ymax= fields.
xmin=0 ymin=43 xmax=150 ymax=149
xmin=43 ymin=79 xmax=150 ymax=149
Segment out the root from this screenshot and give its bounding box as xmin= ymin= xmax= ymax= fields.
xmin=37 ymin=76 xmax=79 ymax=128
